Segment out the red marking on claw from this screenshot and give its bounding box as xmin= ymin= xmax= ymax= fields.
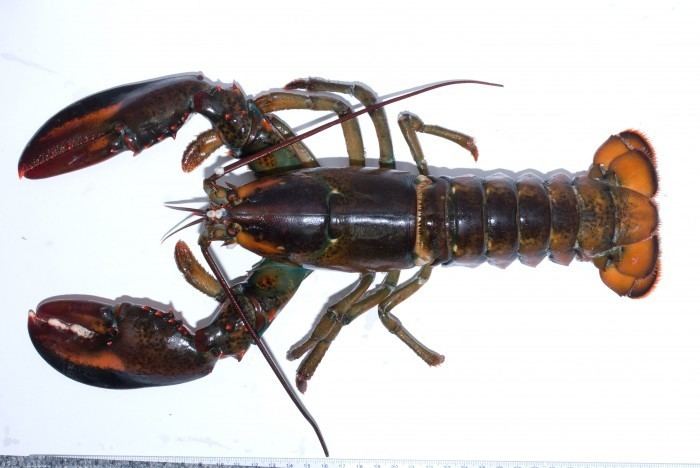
xmin=28 ymin=299 xmax=217 ymax=389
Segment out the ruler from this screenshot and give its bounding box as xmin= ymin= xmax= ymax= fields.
xmin=1 ymin=457 xmax=698 ymax=468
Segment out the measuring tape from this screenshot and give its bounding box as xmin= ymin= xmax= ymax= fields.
xmin=3 ymin=457 xmax=697 ymax=468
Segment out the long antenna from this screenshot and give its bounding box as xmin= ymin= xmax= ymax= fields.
xmin=200 ymin=243 xmax=329 ymax=456
xmin=201 ymin=78 xmax=502 ymax=456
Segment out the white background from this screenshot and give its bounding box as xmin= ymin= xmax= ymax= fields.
xmin=1 ymin=0 xmax=699 ymax=462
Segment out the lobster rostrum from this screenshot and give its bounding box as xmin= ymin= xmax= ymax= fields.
xmin=19 ymin=74 xmax=659 ymax=455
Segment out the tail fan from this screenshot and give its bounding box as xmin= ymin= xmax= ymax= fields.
xmin=591 ymin=130 xmax=660 ymax=298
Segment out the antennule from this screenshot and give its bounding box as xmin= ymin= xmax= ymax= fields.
xmin=164 ymin=205 xmax=206 ymax=216
xmin=160 ymin=218 xmax=205 ymax=244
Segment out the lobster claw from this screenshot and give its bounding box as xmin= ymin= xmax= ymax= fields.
xmin=18 ymin=73 xmax=227 ymax=179
xmin=28 ymin=299 xmax=218 ymax=389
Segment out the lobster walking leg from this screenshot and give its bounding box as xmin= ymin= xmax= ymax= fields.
xmin=290 ymin=273 xmax=375 ymax=358
xmin=378 ymin=265 xmax=444 ymax=365
xmin=289 ymin=272 xmax=375 ymax=392
xmin=254 ymin=90 xmax=366 ymax=166
xmin=284 ymin=78 xmax=395 ymax=167
xmin=398 ymin=111 xmax=479 ymax=172
xmin=289 ymin=271 xmax=402 ymax=390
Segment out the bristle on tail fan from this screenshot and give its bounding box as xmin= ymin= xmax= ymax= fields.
xmin=592 ymin=130 xmax=660 ymax=298
xmin=593 ymin=130 xmax=657 ymax=196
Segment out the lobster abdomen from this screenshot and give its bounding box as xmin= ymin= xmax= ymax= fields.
xmin=444 ymin=170 xmax=624 ymax=268
xmin=437 ymin=131 xmax=660 ymax=298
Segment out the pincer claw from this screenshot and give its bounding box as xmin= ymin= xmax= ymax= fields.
xmin=28 ymin=299 xmax=217 ymax=389
xmin=18 ymin=73 xmax=215 ymax=179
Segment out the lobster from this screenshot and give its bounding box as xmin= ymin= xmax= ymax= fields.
xmin=18 ymin=73 xmax=660 ymax=455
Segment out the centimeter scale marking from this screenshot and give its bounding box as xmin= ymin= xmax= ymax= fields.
xmin=1 ymin=457 xmax=699 ymax=468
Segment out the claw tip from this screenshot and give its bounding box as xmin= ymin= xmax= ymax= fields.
xmin=296 ymin=375 xmax=308 ymax=394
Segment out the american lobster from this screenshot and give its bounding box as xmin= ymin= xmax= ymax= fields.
xmin=19 ymin=73 xmax=659 ymax=455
